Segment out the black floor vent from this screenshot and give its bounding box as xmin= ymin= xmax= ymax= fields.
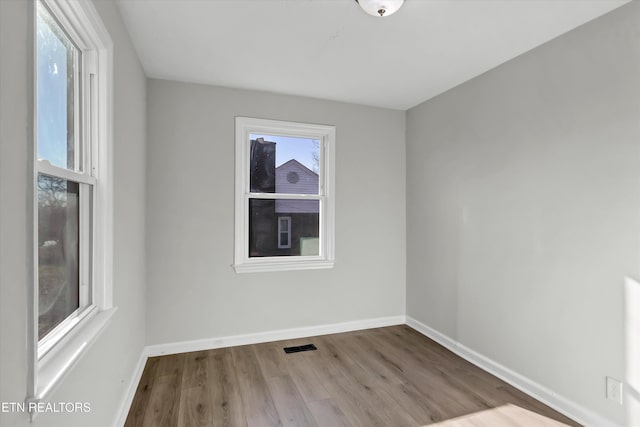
xmin=283 ymin=344 xmax=317 ymax=354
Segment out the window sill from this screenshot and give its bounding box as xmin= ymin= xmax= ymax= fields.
xmin=233 ymin=260 xmax=335 ymax=273
xmin=29 ymin=307 xmax=117 ymax=418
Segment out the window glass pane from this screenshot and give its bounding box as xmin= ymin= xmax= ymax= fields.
xmin=279 ymin=233 xmax=288 ymax=247
xmin=38 ymin=174 xmax=80 ymax=340
xmin=278 ymin=217 xmax=290 ymax=248
xmin=37 ymin=2 xmax=78 ymax=170
xmin=249 ymin=199 xmax=319 ymax=257
xmin=250 ymin=134 xmax=320 ymax=195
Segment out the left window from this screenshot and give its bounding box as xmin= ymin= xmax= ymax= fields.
xmin=29 ymin=0 xmax=113 ymax=412
xmin=36 ymin=0 xmax=91 ymax=351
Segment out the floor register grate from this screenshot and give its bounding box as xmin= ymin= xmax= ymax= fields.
xmin=283 ymin=343 xmax=317 ymax=354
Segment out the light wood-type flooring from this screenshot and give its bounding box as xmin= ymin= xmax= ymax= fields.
xmin=125 ymin=325 xmax=581 ymax=427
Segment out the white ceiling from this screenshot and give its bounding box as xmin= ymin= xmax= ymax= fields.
xmin=116 ymin=0 xmax=629 ymax=110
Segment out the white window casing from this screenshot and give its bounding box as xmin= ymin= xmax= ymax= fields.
xmin=234 ymin=117 xmax=336 ymax=273
xmin=278 ymin=216 xmax=292 ymax=249
xmin=27 ymin=0 xmax=114 ymax=418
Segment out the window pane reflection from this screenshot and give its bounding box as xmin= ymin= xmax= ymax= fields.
xmin=37 ymin=2 xmax=78 ymax=170
xmin=249 ymin=135 xmax=320 ymax=195
xmin=249 ymin=199 xmax=319 ymax=257
xmin=38 ymin=174 xmax=79 ymax=339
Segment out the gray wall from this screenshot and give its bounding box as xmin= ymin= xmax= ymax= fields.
xmin=406 ymin=2 xmax=640 ymax=426
xmin=146 ymin=80 xmax=406 ymax=345
xmin=3 ymin=0 xmax=636 ymax=424
xmin=0 ymin=0 xmax=147 ymax=425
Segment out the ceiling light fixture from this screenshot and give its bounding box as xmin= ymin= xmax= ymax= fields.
xmin=355 ymin=0 xmax=404 ymax=17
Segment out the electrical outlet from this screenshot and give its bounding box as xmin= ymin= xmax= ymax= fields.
xmin=606 ymin=376 xmax=623 ymax=405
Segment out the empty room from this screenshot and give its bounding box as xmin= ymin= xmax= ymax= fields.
xmin=1 ymin=0 xmax=639 ymax=426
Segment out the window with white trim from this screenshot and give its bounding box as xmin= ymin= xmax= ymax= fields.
xmin=277 ymin=216 xmax=292 ymax=249
xmin=234 ymin=117 xmax=335 ymax=273
xmin=28 ymin=0 xmax=113 ymax=414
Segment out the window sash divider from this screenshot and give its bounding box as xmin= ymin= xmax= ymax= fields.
xmin=246 ymin=192 xmax=323 ymax=200
xmin=37 ymin=160 xmax=97 ymax=186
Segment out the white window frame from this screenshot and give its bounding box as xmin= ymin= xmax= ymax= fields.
xmin=27 ymin=0 xmax=114 ymax=418
xmin=234 ymin=117 xmax=335 ymax=273
xmin=277 ymin=216 xmax=292 ymax=249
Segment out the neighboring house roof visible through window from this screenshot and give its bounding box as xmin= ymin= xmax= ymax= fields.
xmin=276 ymin=159 xmax=319 ymax=213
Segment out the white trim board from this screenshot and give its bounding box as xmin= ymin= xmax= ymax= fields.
xmin=113 ymin=349 xmax=147 ymax=427
xmin=145 ymin=315 xmax=406 ymax=357
xmin=405 ymin=316 xmax=620 ymax=427
xmin=116 ymin=315 xmax=615 ymax=427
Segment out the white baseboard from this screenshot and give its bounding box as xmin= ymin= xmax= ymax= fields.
xmin=113 ymin=349 xmax=149 ymax=427
xmin=405 ymin=316 xmax=620 ymax=427
xmin=145 ymin=315 xmax=406 ymax=357
xmin=118 ymin=315 xmax=614 ymax=427
xmin=115 ymin=315 xmax=405 ymax=425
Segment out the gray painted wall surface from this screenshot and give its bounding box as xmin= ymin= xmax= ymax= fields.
xmin=406 ymin=3 xmax=640 ymax=425
xmin=2 ymin=0 xmax=638 ymax=425
xmin=0 ymin=1 xmax=30 ymax=425
xmin=145 ymin=79 xmax=406 ymax=346
xmin=0 ymin=0 xmax=147 ymax=425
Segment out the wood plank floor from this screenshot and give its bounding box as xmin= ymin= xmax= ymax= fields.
xmin=125 ymin=325 xmax=581 ymax=427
